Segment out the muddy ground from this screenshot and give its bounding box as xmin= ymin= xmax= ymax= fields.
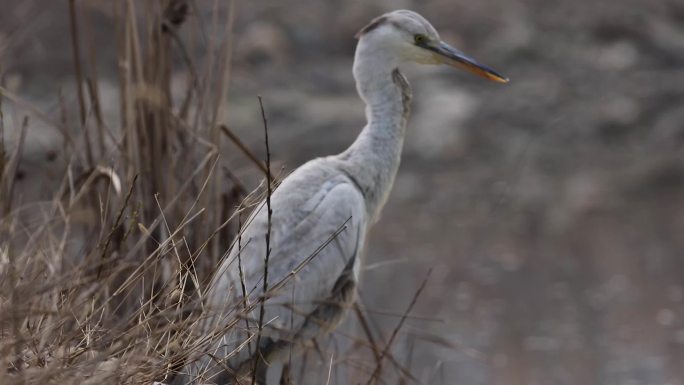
xmin=2 ymin=0 xmax=684 ymax=384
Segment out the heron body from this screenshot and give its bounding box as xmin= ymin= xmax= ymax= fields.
xmin=179 ymin=10 xmax=506 ymax=385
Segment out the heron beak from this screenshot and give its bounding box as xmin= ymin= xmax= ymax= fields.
xmin=426 ymin=41 xmax=509 ymax=83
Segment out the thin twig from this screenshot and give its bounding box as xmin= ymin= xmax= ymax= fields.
xmin=353 ymin=303 xmax=382 ymax=365
xmin=220 ymin=124 xmax=274 ymax=180
xmin=236 ymin=211 xmax=252 ymax=357
xmin=252 ymin=96 xmax=272 ymax=385
xmin=365 ymin=269 xmax=433 ymax=385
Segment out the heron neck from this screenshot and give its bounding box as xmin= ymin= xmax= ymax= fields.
xmin=337 ymin=57 xmax=412 ymax=222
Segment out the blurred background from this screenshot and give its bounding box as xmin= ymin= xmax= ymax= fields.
xmin=2 ymin=0 xmax=684 ymax=384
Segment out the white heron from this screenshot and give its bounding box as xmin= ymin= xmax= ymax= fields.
xmin=177 ymin=9 xmax=507 ymax=385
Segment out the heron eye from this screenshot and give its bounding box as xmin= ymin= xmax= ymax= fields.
xmin=414 ymin=34 xmax=427 ymax=44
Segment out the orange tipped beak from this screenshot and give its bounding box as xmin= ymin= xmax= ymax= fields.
xmin=425 ymin=41 xmax=509 ymax=83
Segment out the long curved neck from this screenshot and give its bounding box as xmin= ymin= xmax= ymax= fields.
xmin=336 ymin=40 xmax=412 ymax=222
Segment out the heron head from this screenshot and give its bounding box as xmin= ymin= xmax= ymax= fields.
xmin=355 ymin=10 xmax=508 ymax=83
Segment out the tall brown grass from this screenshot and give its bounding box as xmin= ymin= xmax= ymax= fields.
xmin=0 ymin=1 xmax=260 ymax=383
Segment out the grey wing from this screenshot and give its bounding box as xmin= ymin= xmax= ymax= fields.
xmin=261 ymin=179 xmax=368 ymax=337
xmin=200 ymin=172 xmax=367 ymax=363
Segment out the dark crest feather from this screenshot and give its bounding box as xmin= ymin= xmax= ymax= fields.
xmin=354 ymin=15 xmax=388 ymax=39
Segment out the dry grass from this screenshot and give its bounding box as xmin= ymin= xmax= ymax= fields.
xmin=0 ymin=2 xmax=431 ymax=384
xmin=0 ymin=1 xmax=251 ymax=383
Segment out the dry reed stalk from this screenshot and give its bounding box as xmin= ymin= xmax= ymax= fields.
xmin=0 ymin=2 xmax=256 ymax=383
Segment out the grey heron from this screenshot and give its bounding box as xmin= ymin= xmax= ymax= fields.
xmin=178 ymin=9 xmax=507 ymax=385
